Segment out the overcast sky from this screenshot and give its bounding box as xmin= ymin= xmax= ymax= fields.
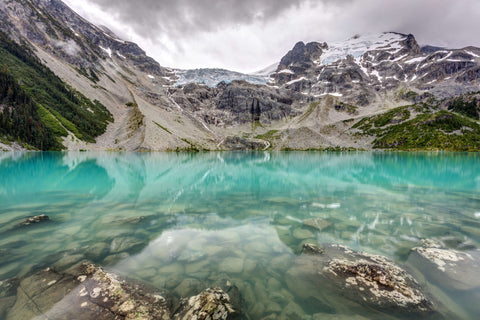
xmin=63 ymin=0 xmax=480 ymax=73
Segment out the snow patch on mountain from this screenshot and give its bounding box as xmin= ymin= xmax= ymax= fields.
xmin=174 ymin=68 xmax=269 ymax=87
xmin=317 ymin=33 xmax=406 ymax=65
xmin=99 ymin=46 xmax=112 ymax=58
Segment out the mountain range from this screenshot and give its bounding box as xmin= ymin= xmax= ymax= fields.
xmin=0 ymin=0 xmax=479 ymax=151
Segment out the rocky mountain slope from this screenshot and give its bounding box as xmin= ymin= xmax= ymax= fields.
xmin=0 ymin=0 xmax=479 ymax=151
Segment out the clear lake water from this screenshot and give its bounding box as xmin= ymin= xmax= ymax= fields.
xmin=0 ymin=151 xmax=479 ymax=319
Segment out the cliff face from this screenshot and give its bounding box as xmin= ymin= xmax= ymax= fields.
xmin=1 ymin=1 xmax=480 ymax=151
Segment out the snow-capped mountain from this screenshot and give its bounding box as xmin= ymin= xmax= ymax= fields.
xmin=1 ymin=1 xmax=479 ymax=152
xmin=270 ymin=32 xmax=480 ymax=104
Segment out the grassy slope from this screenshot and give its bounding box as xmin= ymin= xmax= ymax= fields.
xmin=353 ymin=102 xmax=480 ymax=151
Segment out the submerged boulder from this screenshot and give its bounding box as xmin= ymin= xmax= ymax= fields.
xmin=322 ymin=244 xmax=434 ymax=314
xmin=173 ymin=287 xmax=236 ymax=320
xmin=409 ymin=239 xmax=480 ymax=291
xmin=302 ymin=243 xmax=325 ymax=255
xmin=286 ymin=244 xmax=434 ymax=316
xmin=3 ymin=261 xmax=243 ymax=320
xmin=303 ymin=218 xmax=331 ymax=231
xmin=19 ymin=214 xmax=50 ymax=226
xmin=6 ymin=262 xmax=171 ymax=320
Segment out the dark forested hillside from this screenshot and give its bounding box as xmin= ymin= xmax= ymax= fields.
xmin=0 ymin=66 xmax=60 ymax=150
xmin=0 ymin=30 xmax=112 ymax=149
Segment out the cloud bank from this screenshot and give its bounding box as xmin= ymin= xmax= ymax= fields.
xmin=63 ymin=0 xmax=480 ymax=73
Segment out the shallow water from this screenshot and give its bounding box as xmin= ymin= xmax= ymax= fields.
xmin=0 ymin=151 xmax=479 ymax=319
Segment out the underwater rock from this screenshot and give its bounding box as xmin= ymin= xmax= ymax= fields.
xmin=279 ymin=300 xmax=306 ymax=320
xmin=312 ymin=314 xmax=370 ymax=320
xmin=219 ymin=257 xmax=244 ymax=274
xmin=292 ymin=227 xmax=314 ymax=240
xmin=84 ymin=242 xmax=110 ymax=262
xmin=409 ymin=240 xmax=480 ymax=291
xmin=325 ymin=258 xmax=432 ymax=313
xmin=0 ymin=278 xmax=18 ymax=319
xmin=302 ymin=243 xmax=325 ymax=255
xmin=173 ymin=287 xmax=236 ymax=320
xmin=19 ymin=214 xmax=49 ymax=226
xmin=174 ymin=278 xmax=204 ymax=298
xmin=321 ymin=244 xmax=434 ymax=314
xmin=109 ymin=236 xmax=145 ymax=254
xmin=303 ymin=218 xmax=331 ymax=231
xmin=6 ymin=262 xmax=171 ymax=320
xmin=287 ymin=243 xmax=434 ymax=315
xmin=52 ymin=253 xmax=84 ymax=271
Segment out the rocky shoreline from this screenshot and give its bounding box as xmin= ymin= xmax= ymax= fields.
xmin=1 ymin=215 xmax=479 ymax=319
xmin=2 ymin=237 xmax=478 ymax=319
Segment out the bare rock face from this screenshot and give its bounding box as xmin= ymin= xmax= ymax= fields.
xmin=173 ymin=287 xmax=236 ymax=320
xmin=171 ymin=80 xmax=303 ymax=128
xmin=409 ymin=240 xmax=480 ymax=291
xmin=222 ymin=137 xmax=266 ymax=151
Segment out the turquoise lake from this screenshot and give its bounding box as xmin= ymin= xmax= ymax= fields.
xmin=0 ymin=151 xmax=479 ymax=319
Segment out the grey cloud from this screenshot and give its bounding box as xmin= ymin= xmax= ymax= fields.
xmin=64 ymin=0 xmax=480 ymax=71
xmin=84 ymin=0 xmax=309 ymax=38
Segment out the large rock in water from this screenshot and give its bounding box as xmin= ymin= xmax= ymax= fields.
xmin=286 ymin=243 xmax=435 ymax=316
xmin=409 ymin=240 xmax=480 ymax=291
xmin=173 ymin=287 xmax=236 ymax=320
xmin=6 ymin=262 xmax=171 ymax=320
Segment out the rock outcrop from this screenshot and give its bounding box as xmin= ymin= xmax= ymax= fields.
xmin=170 ymin=80 xmax=303 ymax=127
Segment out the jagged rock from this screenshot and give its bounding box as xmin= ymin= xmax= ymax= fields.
xmin=409 ymin=240 xmax=480 ymax=291
xmin=214 ymin=81 xmax=299 ymax=124
xmin=173 ymin=287 xmax=236 ymax=320
xmin=19 ymin=214 xmax=49 ymax=226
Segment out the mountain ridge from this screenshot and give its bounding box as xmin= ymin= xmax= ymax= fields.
xmin=0 ymin=0 xmax=479 ymax=151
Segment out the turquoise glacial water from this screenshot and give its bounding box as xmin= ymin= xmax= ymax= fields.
xmin=0 ymin=151 xmax=479 ymax=319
